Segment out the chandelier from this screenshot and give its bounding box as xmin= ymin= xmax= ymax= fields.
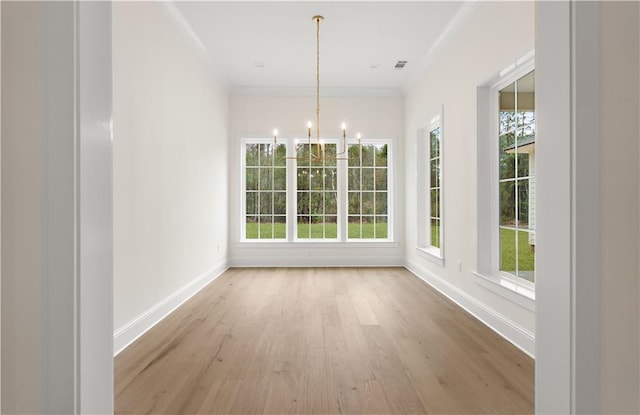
xmin=272 ymin=15 xmax=361 ymax=161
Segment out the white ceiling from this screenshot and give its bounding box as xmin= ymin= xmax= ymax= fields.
xmin=170 ymin=1 xmax=469 ymax=94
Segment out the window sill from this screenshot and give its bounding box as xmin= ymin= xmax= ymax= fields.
xmin=415 ymin=246 xmax=444 ymax=266
xmin=236 ymin=240 xmax=399 ymax=249
xmin=473 ymin=271 xmax=535 ymax=311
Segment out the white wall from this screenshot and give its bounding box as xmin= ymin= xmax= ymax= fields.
xmin=113 ymin=2 xmax=229 ymax=350
xmin=228 ymin=94 xmax=404 ymax=266
xmin=403 ymin=1 xmax=535 ymax=353
xmin=600 ymin=2 xmax=640 ymax=412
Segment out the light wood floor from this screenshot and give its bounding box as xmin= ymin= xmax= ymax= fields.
xmin=115 ymin=267 xmax=533 ymax=414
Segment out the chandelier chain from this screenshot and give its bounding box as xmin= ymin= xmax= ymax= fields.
xmin=278 ymin=15 xmax=357 ymax=162
xmin=316 ymin=16 xmax=320 ymax=145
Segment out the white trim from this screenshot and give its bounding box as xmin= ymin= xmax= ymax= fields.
xmin=415 ymin=246 xmax=444 ymax=266
xmin=230 ymin=256 xmax=404 ymax=268
xmin=77 ymin=3 xmax=113 ymax=411
xmin=236 ymin=241 xmax=398 ymax=249
xmin=473 ymin=271 xmax=535 ymax=311
xmin=488 ymin=54 xmax=536 ymax=91
xmin=405 ymin=260 xmax=535 ymax=358
xmin=154 ymin=0 xmax=230 ymax=91
xmin=570 ymin=2 xmax=602 ymax=412
xmin=535 ymin=2 xmax=573 ymax=411
xmin=401 ymin=1 xmax=480 ymax=94
xmin=113 ymin=261 xmax=229 ymax=356
xmin=231 ymin=86 xmax=403 ymax=98
xmin=0 ymin=3 xmax=3 ymax=408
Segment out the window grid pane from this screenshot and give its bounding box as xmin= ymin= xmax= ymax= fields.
xmin=498 ymin=70 xmax=535 ymax=282
xmin=244 ymin=142 xmax=287 ymax=240
xmin=244 ymin=139 xmax=392 ymax=243
xmin=296 ymin=143 xmax=338 ymax=240
xmin=428 ymin=126 xmax=441 ymax=250
xmin=348 ymin=143 xmax=388 ymax=239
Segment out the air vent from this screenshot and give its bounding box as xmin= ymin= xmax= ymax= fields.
xmin=394 ymin=60 xmax=408 ymax=70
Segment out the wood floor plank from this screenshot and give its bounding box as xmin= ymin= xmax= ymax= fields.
xmin=362 ymin=325 xmax=428 ymax=415
xmin=199 ymin=379 xmax=242 ymax=415
xmin=335 ymin=293 xmax=394 ymax=414
xmin=262 ymin=370 xmax=300 ymax=414
xmin=353 ymin=297 xmax=380 ymax=326
xmin=115 ymin=267 xmax=534 ymax=414
xmin=323 ymin=300 xmax=362 ymax=414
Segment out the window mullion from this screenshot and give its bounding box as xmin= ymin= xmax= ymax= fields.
xmin=322 ymin=162 xmax=326 ymax=239
xmin=372 ymin=150 xmax=376 ymax=239
xmin=288 ymin=140 xmax=296 ymax=242
xmin=257 ymin=154 xmax=261 ymax=239
xmin=359 ymin=146 xmax=363 ymax=239
xmin=271 ymin=146 xmax=275 ymax=239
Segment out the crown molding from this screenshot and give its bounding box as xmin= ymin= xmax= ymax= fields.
xmin=154 ymin=0 xmax=231 ymax=91
xmin=401 ymin=1 xmax=480 ymax=95
xmin=231 ymin=86 xmax=404 ymax=98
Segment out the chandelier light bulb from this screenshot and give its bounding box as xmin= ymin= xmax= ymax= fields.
xmin=341 ymin=122 xmax=346 ymax=130
xmin=356 ymin=132 xmax=362 ymax=139
xmin=307 ymin=121 xmax=313 ymax=129
xmin=273 ymin=129 xmax=278 ymax=136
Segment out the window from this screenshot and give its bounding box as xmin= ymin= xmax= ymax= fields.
xmin=243 ymin=141 xmax=287 ymax=240
xmin=241 ymin=137 xmax=393 ymax=243
xmin=428 ymin=118 xmax=442 ymax=252
xmin=296 ymin=143 xmax=338 ymax=239
xmin=347 ymin=143 xmax=389 ymax=239
xmin=475 ymin=52 xmax=535 ymax=304
xmin=416 ymin=109 xmax=444 ymax=261
xmin=498 ymin=70 xmax=535 ymax=283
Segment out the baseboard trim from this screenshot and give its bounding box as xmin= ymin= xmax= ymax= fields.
xmin=404 ymin=260 xmax=535 ymax=358
xmin=113 ymin=260 xmax=229 ymax=356
xmin=229 ymin=257 xmax=405 ymax=268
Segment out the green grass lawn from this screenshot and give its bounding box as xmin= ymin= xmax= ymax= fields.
xmin=431 ymin=221 xmax=440 ymax=248
xmin=246 ymin=222 xmax=388 ymax=239
xmin=297 ymin=223 xmax=338 ymax=239
xmin=245 ymin=223 xmax=286 ymax=239
xmin=500 ymin=228 xmax=535 ymax=273
xmin=347 ymin=223 xmax=388 ymax=239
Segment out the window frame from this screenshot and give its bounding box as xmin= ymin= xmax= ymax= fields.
xmin=240 ymin=138 xmax=289 ymax=242
xmin=240 ymin=136 xmax=394 ymax=244
xmin=345 ymin=138 xmax=393 ymax=242
xmin=493 ymin=68 xmax=536 ymax=290
xmin=475 ymin=52 xmax=536 ymax=306
xmin=496 ymin=70 xmax=536 ymax=285
xmin=428 ymin=114 xmax=444 ymax=255
xmin=416 ymin=107 xmax=444 ymax=264
xmin=293 ymin=138 xmax=341 ymax=242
